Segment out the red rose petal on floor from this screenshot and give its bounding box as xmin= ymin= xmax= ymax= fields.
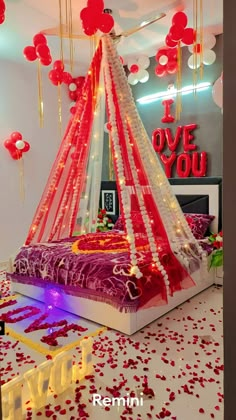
xmin=199 ymin=408 xmax=205 ymax=413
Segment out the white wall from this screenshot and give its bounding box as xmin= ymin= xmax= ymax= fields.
xmin=0 ymin=60 xmax=70 ymax=261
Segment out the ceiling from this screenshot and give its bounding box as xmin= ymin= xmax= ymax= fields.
xmin=1 ymin=0 xmax=223 ymax=74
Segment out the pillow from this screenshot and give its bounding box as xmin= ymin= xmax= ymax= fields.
xmin=184 ymin=213 xmax=215 ymax=239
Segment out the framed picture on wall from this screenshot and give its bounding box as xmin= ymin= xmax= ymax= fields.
xmin=101 ymin=190 xmax=116 ymax=215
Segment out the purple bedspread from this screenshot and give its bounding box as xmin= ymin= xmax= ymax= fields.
xmin=11 ymin=235 xmax=168 ymax=312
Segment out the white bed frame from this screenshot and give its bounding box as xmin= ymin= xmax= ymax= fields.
xmin=11 ymin=181 xmax=221 ymax=335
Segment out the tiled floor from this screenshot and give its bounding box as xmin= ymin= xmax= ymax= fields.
xmin=0 ymin=285 xmax=223 ymax=419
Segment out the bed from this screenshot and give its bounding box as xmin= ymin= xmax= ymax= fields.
xmin=8 ymin=177 xmax=222 ymax=335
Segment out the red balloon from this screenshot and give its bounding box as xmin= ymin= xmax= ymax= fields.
xmin=98 ymin=13 xmax=114 ymax=34
xmin=62 ymin=72 xmax=73 ymax=84
xmin=22 ymin=141 xmax=30 ymax=153
xmin=70 ymin=106 xmax=76 ymax=115
xmin=130 ymin=64 xmax=139 ymax=74
xmin=169 ymin=24 xmax=184 ymax=41
xmin=33 ymin=33 xmax=47 ymax=47
xmin=75 ymin=76 xmax=85 ymax=87
xmin=49 ymin=69 xmax=63 ymax=85
xmin=11 ymin=132 xmax=22 ymax=142
xmin=4 ymin=139 xmax=15 ymax=150
xmin=160 ymin=153 xmax=177 ymax=178
xmin=168 ymin=47 xmax=177 ymax=61
xmin=69 ymin=91 xmax=78 ymax=101
xmin=23 ymin=46 xmax=37 ymax=62
xmin=172 ymin=12 xmax=188 ymax=28
xmin=192 ymin=151 xmax=207 ymax=177
xmin=176 ymin=153 xmax=191 ymax=177
xmin=152 ymin=128 xmax=165 ymax=153
xmin=182 ymin=28 xmax=195 ymax=45
xmin=156 ymin=47 xmax=169 ymax=61
xmin=87 ymin=0 xmax=104 ymax=12
xmin=0 ymin=1 xmax=5 ymax=13
xmin=0 ymin=13 xmax=5 ymax=24
xmin=53 ymin=60 xmax=64 ymax=71
xmin=80 ymin=7 xmax=98 ymax=30
xmin=165 ymin=34 xmax=178 ymax=48
xmin=10 ymin=149 xmax=23 ymax=160
xmin=40 ymin=55 xmax=52 ymax=66
xmin=167 ymin=60 xmax=178 ymax=74
xmin=71 ymin=152 xmax=79 ymax=160
xmin=83 ymin=24 xmax=97 ymax=36
xmin=155 ymin=65 xmax=167 ymax=78
xmin=36 ymin=44 xmax=50 ymax=59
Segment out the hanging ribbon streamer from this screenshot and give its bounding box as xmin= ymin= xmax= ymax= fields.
xmin=37 ymin=61 xmax=44 ymax=128
xmin=58 ymin=83 xmax=62 ymax=135
xmin=69 ymin=0 xmax=74 ymax=73
xmin=199 ymin=0 xmax=204 ymax=79
xmin=108 ymin=135 xmax=115 ymax=180
xmin=175 ymin=41 xmax=182 ymax=121
xmin=58 ymin=0 xmax=64 ymax=63
xmin=18 ymin=156 xmax=25 ymax=202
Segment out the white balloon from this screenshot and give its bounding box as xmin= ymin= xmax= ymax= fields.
xmin=139 ymin=69 xmax=149 ymax=83
xmin=212 ymin=77 xmax=223 ymax=108
xmin=203 ymin=49 xmax=216 ymax=65
xmin=69 ymin=83 xmax=77 ymax=91
xmin=128 ymin=73 xmax=138 ymax=85
xmin=104 ymin=123 xmax=109 ymax=133
xmin=187 ymin=54 xmax=201 ymax=69
xmin=70 ymin=101 xmax=76 ymax=109
xmin=159 ymin=55 xmax=168 ymax=66
xmin=15 ymin=140 xmax=25 ymax=150
xmin=188 ymin=45 xmax=194 ymax=53
xmin=203 ymin=32 xmax=216 ymax=50
xmin=137 ymin=55 xmax=150 ymax=69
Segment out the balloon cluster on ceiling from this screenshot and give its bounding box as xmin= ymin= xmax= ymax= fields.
xmin=155 ymin=12 xmax=195 ymax=78
xmin=80 ymin=0 xmax=114 ymax=36
xmin=127 ymin=55 xmax=151 ymax=85
xmin=23 ymin=34 xmax=52 ymax=66
xmin=187 ymin=32 xmax=216 ymax=68
xmin=0 ymin=0 xmax=6 ymax=25
xmin=4 ymin=132 xmax=30 ymax=160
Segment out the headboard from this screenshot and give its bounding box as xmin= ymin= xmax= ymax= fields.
xmin=100 ymin=177 xmax=222 ymax=234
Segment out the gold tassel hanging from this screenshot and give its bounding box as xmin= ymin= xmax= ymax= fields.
xmin=175 ymin=41 xmax=182 ymax=121
xmin=108 ymin=134 xmax=114 ymax=181
xmin=69 ymin=0 xmax=74 ymax=73
xmin=18 ymin=155 xmax=25 ymax=202
xmin=58 ymin=83 xmax=62 ymax=135
xmin=58 ymin=0 xmax=64 ymax=63
xmin=193 ymin=0 xmax=198 ymax=94
xmin=37 ymin=60 xmax=44 ymax=128
xmin=199 ymin=0 xmax=204 ymax=79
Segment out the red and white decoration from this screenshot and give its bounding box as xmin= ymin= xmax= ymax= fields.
xmin=127 ymin=55 xmax=150 ymax=85
xmin=165 ymin=11 xmax=195 ymax=47
xmin=155 ymin=47 xmax=178 ymax=77
xmin=23 ymin=34 xmax=52 ymax=66
xmin=3 ymin=132 xmax=30 ymax=160
xmin=188 ymin=31 xmax=216 ymax=69
xmin=67 ymin=76 xmax=86 ymax=114
xmin=0 ymin=0 xmax=6 ymax=25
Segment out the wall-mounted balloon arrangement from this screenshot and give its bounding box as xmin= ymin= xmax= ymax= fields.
xmin=155 ymin=12 xmax=195 ymax=79
xmin=80 ymin=0 xmax=114 ymax=36
xmin=23 ymin=33 xmax=52 ymax=127
xmin=187 ymin=32 xmax=216 ymax=69
xmin=0 ymin=0 xmax=6 ymax=25
xmin=48 ymin=60 xmax=72 ymax=86
xmin=3 ymin=132 xmax=30 ymax=160
xmin=127 ymin=55 xmax=150 ymax=85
